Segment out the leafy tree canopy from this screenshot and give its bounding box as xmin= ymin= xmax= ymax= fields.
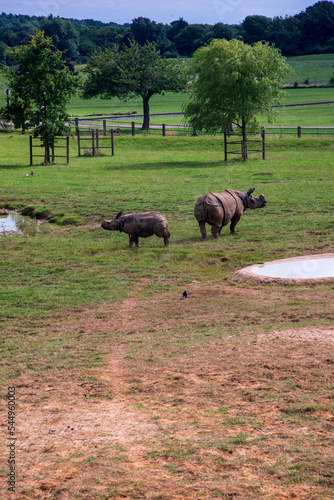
xmin=82 ymin=40 xmax=187 ymax=129
xmin=183 ymin=38 xmax=291 ymax=157
xmin=0 ymin=31 xmax=79 ymax=151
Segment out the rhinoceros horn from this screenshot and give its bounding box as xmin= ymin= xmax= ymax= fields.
xmin=115 ymin=210 xmax=123 ymax=219
xmin=246 ymin=188 xmax=255 ymax=196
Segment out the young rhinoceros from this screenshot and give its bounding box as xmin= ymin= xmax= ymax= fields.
xmin=101 ymin=211 xmax=170 ymax=248
xmin=194 ymin=188 xmax=267 ymax=240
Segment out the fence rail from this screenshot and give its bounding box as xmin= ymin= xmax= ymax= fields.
xmin=264 ymin=126 xmax=334 ymax=136
xmin=73 ymin=117 xmax=334 ymax=138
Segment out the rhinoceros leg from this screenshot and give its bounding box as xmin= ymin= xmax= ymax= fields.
xmin=199 ymin=221 xmax=207 ymax=241
xmin=211 ymin=224 xmax=221 ymax=239
xmin=230 ymin=214 xmax=241 ymax=234
xmin=163 ymin=230 xmax=170 ymax=246
xmin=128 ymin=234 xmax=135 ymax=247
xmin=128 ymin=234 xmax=140 ymax=247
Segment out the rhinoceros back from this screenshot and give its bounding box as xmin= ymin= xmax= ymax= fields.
xmin=194 ymin=190 xmax=244 ymax=227
xmin=122 ymin=212 xmax=168 ymax=238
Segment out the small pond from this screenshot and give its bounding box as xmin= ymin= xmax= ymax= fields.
xmin=0 ymin=213 xmax=40 ymax=235
xmin=236 ymin=254 xmax=334 ymax=281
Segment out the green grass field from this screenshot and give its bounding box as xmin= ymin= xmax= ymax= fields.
xmin=286 ymin=53 xmax=334 ymax=85
xmin=0 ymin=132 xmax=333 ymax=323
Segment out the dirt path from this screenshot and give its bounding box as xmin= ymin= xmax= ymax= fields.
xmin=1 ymin=283 xmax=333 ymax=499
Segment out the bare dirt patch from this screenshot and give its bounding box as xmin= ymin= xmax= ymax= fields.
xmin=1 ymin=282 xmax=333 ymax=499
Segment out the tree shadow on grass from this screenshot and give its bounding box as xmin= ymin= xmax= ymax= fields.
xmin=0 ymin=164 xmax=35 ymax=170
xmin=105 ymin=159 xmax=226 ymax=172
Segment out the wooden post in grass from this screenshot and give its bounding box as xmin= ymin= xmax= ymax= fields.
xmin=66 ymin=135 xmax=69 ymax=164
xmin=298 ymin=126 xmax=301 ymax=138
xmin=29 ymin=135 xmax=33 ymax=165
xmin=96 ymin=129 xmax=99 ymax=153
xmin=132 ymin=121 xmax=135 ymax=136
xmin=242 ymin=127 xmax=247 ymax=161
xmin=44 ymin=138 xmax=50 ymax=165
xmin=103 ymin=120 xmax=106 ymax=136
xmin=92 ymin=129 xmax=95 ymax=157
xmin=261 ymin=129 xmax=265 ymax=160
xmin=224 ymin=131 xmax=227 ymax=161
xmin=77 ymin=129 xmax=81 ymax=156
xmin=111 ymin=129 xmax=114 ymax=156
xmin=162 ymin=124 xmax=166 ymax=137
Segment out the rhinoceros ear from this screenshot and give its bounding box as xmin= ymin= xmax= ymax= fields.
xmin=115 ymin=210 xmax=123 ymax=219
xmin=246 ymin=188 xmax=255 ymax=196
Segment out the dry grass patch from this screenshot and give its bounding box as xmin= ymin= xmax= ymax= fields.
xmin=1 ymin=280 xmax=333 ymax=499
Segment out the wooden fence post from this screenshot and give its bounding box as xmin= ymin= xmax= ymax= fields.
xmin=261 ymin=129 xmax=265 ymax=160
xmin=66 ymin=135 xmax=69 ymax=164
xmin=162 ymin=124 xmax=166 ymax=137
xmin=298 ymin=126 xmax=301 ymax=138
xmin=92 ymin=130 xmax=95 ymax=157
xmin=77 ymin=129 xmax=81 ymax=156
xmin=242 ymin=129 xmax=247 ymax=161
xmin=132 ymin=121 xmax=135 ymax=136
xmin=75 ymin=118 xmax=79 ymax=136
xmin=29 ymin=135 xmax=33 ymax=165
xmin=224 ymin=131 xmax=227 ymax=161
xmin=44 ymin=138 xmax=49 ymax=165
xmin=103 ymin=120 xmax=106 ymax=136
xmin=111 ymin=129 xmax=114 ymax=156
xmin=96 ymin=129 xmax=99 ymax=153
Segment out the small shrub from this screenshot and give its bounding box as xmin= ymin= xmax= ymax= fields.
xmin=5 ymin=203 xmax=21 ymax=210
xmin=21 ymin=205 xmax=36 ymax=216
xmin=293 ymin=81 xmax=299 ymax=88
xmin=303 ymin=78 xmax=310 ymax=85
xmin=34 ymin=206 xmax=52 ymax=219
xmin=329 ymin=76 xmax=334 ymax=85
xmin=60 ymin=214 xmax=82 ymax=225
xmin=48 ymin=212 xmax=65 ymax=224
xmin=15 ymin=216 xmax=39 ymax=236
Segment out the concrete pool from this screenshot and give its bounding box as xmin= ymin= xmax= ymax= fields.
xmin=234 ymin=254 xmax=334 ymax=282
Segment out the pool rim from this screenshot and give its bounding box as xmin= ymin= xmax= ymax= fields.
xmin=232 ymin=253 xmax=334 ymax=283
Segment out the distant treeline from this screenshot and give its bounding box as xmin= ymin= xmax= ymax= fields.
xmin=1 ymin=0 xmax=334 ymax=69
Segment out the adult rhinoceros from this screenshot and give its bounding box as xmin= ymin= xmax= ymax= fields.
xmin=101 ymin=211 xmax=170 ymax=247
xmin=194 ymin=188 xmax=267 ymax=240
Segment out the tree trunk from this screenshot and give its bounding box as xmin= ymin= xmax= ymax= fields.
xmin=242 ymin=118 xmax=247 ymax=161
xmin=142 ymin=95 xmax=150 ymax=131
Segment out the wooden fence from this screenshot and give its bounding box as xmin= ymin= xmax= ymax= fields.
xmin=224 ymin=130 xmax=265 ymax=161
xmin=29 ymin=136 xmax=69 ymax=165
xmin=77 ymin=129 xmax=114 ymax=157
xmin=73 ymin=116 xmax=334 ymax=138
xmin=264 ymin=126 xmax=334 ymax=137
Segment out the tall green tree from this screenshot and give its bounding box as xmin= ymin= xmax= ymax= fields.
xmin=183 ymin=38 xmax=291 ymax=160
xmin=82 ymin=40 xmax=187 ymax=130
xmin=0 ymin=31 xmax=79 ymax=162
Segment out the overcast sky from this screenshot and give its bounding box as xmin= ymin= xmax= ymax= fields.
xmin=0 ymin=0 xmax=320 ymax=25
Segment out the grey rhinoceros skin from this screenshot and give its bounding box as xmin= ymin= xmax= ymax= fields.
xmin=194 ymin=188 xmax=267 ymax=240
xmin=101 ymin=211 xmax=170 ymax=247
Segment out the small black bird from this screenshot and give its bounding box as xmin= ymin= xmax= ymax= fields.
xmin=183 ymin=291 xmax=189 ymax=298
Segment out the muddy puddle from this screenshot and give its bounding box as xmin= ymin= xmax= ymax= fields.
xmin=0 ymin=212 xmax=41 ymax=235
